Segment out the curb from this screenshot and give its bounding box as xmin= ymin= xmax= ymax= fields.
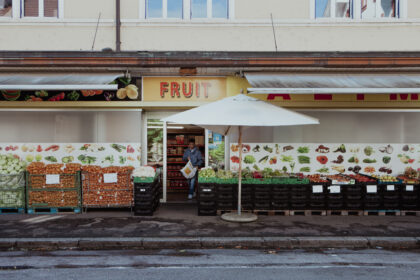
xmin=0 ymin=237 xmax=419 ymax=251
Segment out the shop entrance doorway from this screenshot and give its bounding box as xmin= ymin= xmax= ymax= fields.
xmin=166 ymin=125 xmax=205 ymax=202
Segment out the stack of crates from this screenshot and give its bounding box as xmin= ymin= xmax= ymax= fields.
xmin=344 ymin=184 xmax=364 ymax=210
xmin=400 ymin=184 xmax=420 ymax=210
xmin=236 ymin=184 xmax=253 ymax=210
xmin=290 ymin=184 xmax=310 ymax=210
xmin=326 ymin=185 xmax=345 ymax=210
xmin=380 ymin=184 xmax=402 ymax=210
xmin=134 ymin=176 xmax=161 ymax=216
xmin=0 ymin=172 xmax=25 ymax=214
xmin=309 ymin=184 xmax=327 ymax=210
xmin=197 ymin=183 xmax=217 ymax=216
xmin=364 ymin=185 xmax=382 ymax=210
xmin=216 ymin=184 xmax=235 ymax=211
xmin=252 ymin=184 xmax=271 ymax=210
xmin=271 ymin=184 xmax=289 ymax=210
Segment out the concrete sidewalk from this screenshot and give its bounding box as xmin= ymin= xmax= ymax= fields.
xmin=0 ymin=204 xmax=419 ymax=250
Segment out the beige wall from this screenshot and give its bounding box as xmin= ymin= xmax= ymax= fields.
xmin=1 ymin=0 xmax=420 ymax=51
xmin=407 ymin=0 xmax=420 ymax=18
xmin=236 ymin=0 xmax=308 ymax=19
xmin=64 ymin=0 xmax=115 ymax=19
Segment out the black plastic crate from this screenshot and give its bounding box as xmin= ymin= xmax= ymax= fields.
xmin=198 ymin=208 xmax=217 ymax=216
xmin=309 ymin=201 xmax=326 ymax=210
xmin=401 ymin=201 xmax=419 ymax=210
xmin=198 ymin=192 xmax=217 ymax=201
xmin=241 ymin=203 xmax=254 ymax=210
xmin=383 ymin=199 xmax=400 ymax=210
xmin=346 ymin=193 xmax=363 ymax=200
xmin=253 ymin=201 xmax=271 ymax=210
xmin=290 ymin=200 xmax=308 ymax=210
xmin=272 ymin=185 xmax=289 ymax=193
xmin=364 ymin=201 xmax=382 ymax=210
xmin=365 ymin=194 xmax=381 ymax=201
xmin=217 ymin=201 xmax=235 ymax=210
xmin=134 ymin=181 xmax=158 ymax=194
xmin=198 ymin=183 xmax=217 ymax=193
xmin=217 ymin=193 xmax=234 ymax=201
xmin=402 ymin=193 xmax=418 ymax=200
xmin=327 ymin=200 xmax=344 ymax=210
xmin=310 ymin=193 xmax=325 ymax=200
xmin=135 ymin=191 xmax=158 ymax=202
xmin=291 ymin=193 xmax=308 ymax=201
xmin=345 ymin=184 xmax=363 ymax=194
xmin=254 ymin=192 xmax=271 ymax=201
xmin=235 ymin=194 xmax=252 ymax=202
xmin=134 ymin=209 xmax=155 ymax=216
xmin=290 ymin=184 xmax=310 ymax=193
xmin=217 ymin=184 xmax=235 ymax=194
xmin=236 ymin=184 xmax=253 ymax=194
xmin=346 ymin=200 xmax=363 ymax=210
xmin=272 ymin=200 xmax=289 ymax=210
xmin=272 ymin=193 xmax=289 ymax=201
xmin=327 ymin=193 xmax=344 ymax=200
xmin=199 ymin=200 xmax=217 ymax=208
xmin=134 ymin=200 xmax=156 ymax=209
xmin=253 ymin=184 xmax=271 ymax=193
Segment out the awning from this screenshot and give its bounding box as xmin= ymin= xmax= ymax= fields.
xmin=0 ymin=73 xmax=122 ymax=90
xmin=246 ymin=72 xmax=420 ymax=94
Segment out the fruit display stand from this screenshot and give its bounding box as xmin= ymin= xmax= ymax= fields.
xmin=0 ymin=172 xmax=26 ymax=214
xmin=81 ymin=166 xmax=134 ymax=212
xmin=26 ymin=163 xmax=82 ymax=214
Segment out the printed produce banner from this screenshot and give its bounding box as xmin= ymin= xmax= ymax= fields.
xmin=230 ymin=143 xmax=420 ymax=176
xmin=0 ymin=143 xmax=141 ymax=168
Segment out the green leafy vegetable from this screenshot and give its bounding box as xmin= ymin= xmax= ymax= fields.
xmin=263 ymin=145 xmax=273 ymax=153
xmin=244 ymin=155 xmax=256 ymax=164
xmin=383 ymin=156 xmax=391 ymax=164
xmin=363 ymin=158 xmax=377 ymax=163
xmin=300 ymin=166 xmax=310 ymax=172
xmin=111 ymin=144 xmax=126 ymax=153
xmin=297 ymin=146 xmax=309 ymax=153
xmin=281 ymin=155 xmax=294 ymax=162
xmin=298 ymin=155 xmax=310 ymax=164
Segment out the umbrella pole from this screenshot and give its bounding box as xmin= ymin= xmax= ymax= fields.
xmin=238 ymin=126 xmax=242 ymax=216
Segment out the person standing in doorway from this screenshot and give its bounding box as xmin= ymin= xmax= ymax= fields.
xmin=183 ymin=139 xmax=203 ymax=199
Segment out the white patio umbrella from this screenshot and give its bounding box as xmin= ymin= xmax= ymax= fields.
xmin=162 ymin=94 xmax=319 ymax=222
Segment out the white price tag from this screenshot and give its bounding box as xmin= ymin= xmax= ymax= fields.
xmin=312 ymin=185 xmax=323 ymax=193
xmin=46 ymin=174 xmax=60 ymax=185
xmin=329 ymin=185 xmax=340 ymax=194
xmin=406 ymin=185 xmax=414 ymax=192
xmin=203 ymin=188 xmax=212 ymax=192
xmin=367 ymin=185 xmax=377 ymax=193
xmin=104 ymin=173 xmax=118 ymax=183
xmin=387 ymin=185 xmax=395 ymax=191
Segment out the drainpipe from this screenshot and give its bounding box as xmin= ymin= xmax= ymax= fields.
xmin=116 ymin=0 xmax=121 ymax=52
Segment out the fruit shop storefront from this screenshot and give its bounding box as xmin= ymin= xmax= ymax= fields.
xmin=194 ymin=72 xmax=420 ymax=215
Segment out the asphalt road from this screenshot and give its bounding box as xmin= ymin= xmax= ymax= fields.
xmin=1 ymin=249 xmax=420 ymax=280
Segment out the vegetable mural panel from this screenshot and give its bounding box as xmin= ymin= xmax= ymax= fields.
xmin=0 ymin=143 xmax=141 ymax=168
xmin=230 ymin=143 xmax=420 ymax=176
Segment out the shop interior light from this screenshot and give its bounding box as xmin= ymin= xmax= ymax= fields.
xmin=148 ymin=125 xmax=184 ymax=129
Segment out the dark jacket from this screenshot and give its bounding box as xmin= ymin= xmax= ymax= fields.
xmin=183 ymin=147 xmax=203 ymax=167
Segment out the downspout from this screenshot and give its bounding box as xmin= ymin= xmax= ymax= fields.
xmin=116 ymin=0 xmax=121 ymax=52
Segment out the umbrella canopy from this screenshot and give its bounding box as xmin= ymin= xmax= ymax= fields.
xmin=163 ymin=94 xmax=319 ymax=221
xmin=163 ymin=94 xmax=319 ymax=135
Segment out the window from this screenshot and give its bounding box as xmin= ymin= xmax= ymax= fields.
xmin=0 ymin=0 xmax=12 ymax=17
xmin=315 ymin=0 xmax=352 ymax=18
xmin=191 ymin=0 xmax=228 ymax=19
xmin=361 ymin=0 xmax=397 ymax=18
xmin=146 ymin=0 xmax=183 ymax=18
xmin=23 ymin=0 xmax=59 ymax=17
xmin=314 ymin=0 xmax=402 ymax=19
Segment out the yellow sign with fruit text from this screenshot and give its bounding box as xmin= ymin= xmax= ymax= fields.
xmin=142 ymin=77 xmax=227 ymax=102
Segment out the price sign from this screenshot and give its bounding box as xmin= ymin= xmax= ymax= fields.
xmin=46 ymin=174 xmax=60 ymax=185
xmin=406 ymin=185 xmax=414 ymax=192
xmin=329 ymin=185 xmax=340 ymax=193
xmin=312 ymin=185 xmax=323 ymax=193
xmin=104 ymin=173 xmax=118 ymax=183
xmin=203 ymin=188 xmax=212 ymax=192
xmin=367 ymin=185 xmax=377 ymax=193
xmin=387 ymin=185 xmax=395 ymax=191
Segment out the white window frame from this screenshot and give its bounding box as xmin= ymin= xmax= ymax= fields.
xmin=20 ymin=0 xmax=63 ymax=19
xmin=310 ymin=0 xmax=407 ymax=20
xmin=140 ymin=0 xmax=233 ymax=20
xmin=360 ymin=0 xmax=401 ymax=19
xmin=312 ymin=0 xmax=354 ymax=19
